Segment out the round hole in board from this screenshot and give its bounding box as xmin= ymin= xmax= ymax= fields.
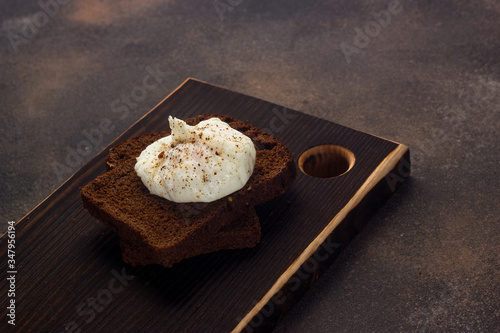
xmin=298 ymin=145 xmax=355 ymax=178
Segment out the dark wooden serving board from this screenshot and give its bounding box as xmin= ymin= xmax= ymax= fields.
xmin=0 ymin=79 xmax=410 ymax=332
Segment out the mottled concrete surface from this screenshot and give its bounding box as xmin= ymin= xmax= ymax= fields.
xmin=1 ymin=0 xmax=499 ymax=331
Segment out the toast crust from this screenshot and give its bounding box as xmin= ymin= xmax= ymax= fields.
xmin=119 ymin=208 xmax=261 ymax=266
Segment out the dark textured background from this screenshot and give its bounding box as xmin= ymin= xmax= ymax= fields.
xmin=1 ymin=0 xmax=499 ymax=331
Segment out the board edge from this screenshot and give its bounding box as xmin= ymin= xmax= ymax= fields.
xmin=233 ymin=144 xmax=409 ymax=332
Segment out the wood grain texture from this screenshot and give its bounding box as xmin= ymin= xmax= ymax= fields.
xmin=0 ymin=78 xmax=410 ymax=332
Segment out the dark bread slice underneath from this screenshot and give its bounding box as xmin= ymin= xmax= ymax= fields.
xmin=81 ymin=114 xmax=296 ymax=267
xmin=119 ymin=208 xmax=261 ymax=266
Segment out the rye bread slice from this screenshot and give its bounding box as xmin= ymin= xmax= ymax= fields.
xmin=100 ymin=114 xmax=265 ymax=266
xmin=81 ymin=114 xmax=296 ymax=267
xmin=119 ymin=208 xmax=261 ymax=266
